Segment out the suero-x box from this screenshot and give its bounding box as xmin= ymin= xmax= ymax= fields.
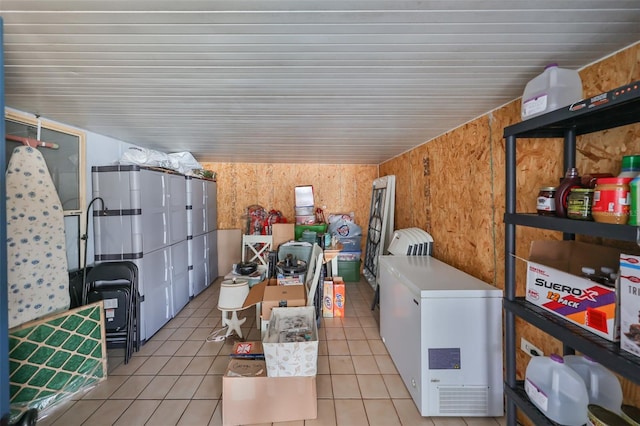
xmin=522 ymin=240 xmax=622 ymax=341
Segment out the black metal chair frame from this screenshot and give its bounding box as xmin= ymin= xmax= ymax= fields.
xmin=83 ymin=261 xmax=140 ymax=364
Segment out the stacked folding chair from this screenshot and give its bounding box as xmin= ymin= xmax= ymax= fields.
xmin=82 ymin=261 xmax=140 ymax=364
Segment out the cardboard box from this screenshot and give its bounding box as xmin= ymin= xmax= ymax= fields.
xmin=523 ymin=240 xmax=622 ymax=341
xmin=271 ymin=223 xmax=295 ymax=249
xmin=263 ymin=306 xmax=318 ymax=376
xmin=322 ymin=280 xmax=334 ymax=318
xmin=620 ymin=253 xmax=640 ymax=356
xmin=276 ymin=274 xmax=303 ymax=286
xmin=217 ymin=229 xmax=242 ymax=277
xmin=333 ymin=277 xmax=346 ymax=317
xmin=222 ymin=359 xmax=317 ymax=426
xmin=261 ymin=284 xmax=306 ymax=320
xmin=242 ymin=278 xmax=277 ymax=309
xmin=225 ymin=358 xmax=266 ymax=377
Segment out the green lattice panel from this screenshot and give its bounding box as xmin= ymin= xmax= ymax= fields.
xmin=9 ymin=302 xmax=107 ymax=422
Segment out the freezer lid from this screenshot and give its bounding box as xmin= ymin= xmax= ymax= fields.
xmin=379 ymin=255 xmax=502 ymax=298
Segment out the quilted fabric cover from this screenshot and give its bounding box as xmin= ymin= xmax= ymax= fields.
xmin=6 ymin=146 xmax=69 ymax=329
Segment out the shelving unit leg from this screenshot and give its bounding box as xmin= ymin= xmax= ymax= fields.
xmin=505 ymin=134 xmax=517 ymax=426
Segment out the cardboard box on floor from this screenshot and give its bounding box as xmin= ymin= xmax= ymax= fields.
xmin=241 ymin=278 xmax=308 ymax=336
xmin=322 ymin=279 xmax=334 ymax=318
xmin=522 ymin=240 xmax=622 ymax=341
xmin=261 ymin=284 xmax=306 ymax=320
xmin=263 ymin=306 xmax=318 ymax=377
xmin=222 ymin=359 xmax=317 ymax=426
xmin=242 ymin=278 xmax=273 ymax=308
xmin=241 ymin=278 xmax=306 ymax=319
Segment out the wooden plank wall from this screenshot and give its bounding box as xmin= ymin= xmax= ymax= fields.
xmin=380 ymin=43 xmax=640 ymax=411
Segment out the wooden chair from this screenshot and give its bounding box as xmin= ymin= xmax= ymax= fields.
xmin=241 ymin=234 xmax=273 ymax=266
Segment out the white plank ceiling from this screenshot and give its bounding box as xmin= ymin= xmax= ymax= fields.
xmin=2 ymin=1 xmax=640 ymax=164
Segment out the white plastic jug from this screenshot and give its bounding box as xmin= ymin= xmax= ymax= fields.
xmin=521 ymin=63 xmax=583 ymax=120
xmin=565 ymin=355 xmax=623 ymax=414
xmin=525 ymin=354 xmax=589 ymax=425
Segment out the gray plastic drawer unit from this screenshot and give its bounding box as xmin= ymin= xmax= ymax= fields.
xmin=91 ymin=165 xmax=196 ymax=341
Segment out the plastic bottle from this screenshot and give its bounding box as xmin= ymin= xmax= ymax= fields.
xmin=554 ymin=167 xmax=582 ymax=218
xmin=618 ymin=155 xmax=640 ymax=178
xmin=599 ymin=267 xmax=618 ymax=287
xmin=521 ymin=63 xmax=583 ymax=120
xmin=630 ymin=176 xmax=640 ymax=226
xmin=525 ymin=354 xmax=589 ymax=425
xmin=564 ymin=355 xmax=623 ymax=414
xmin=582 ymin=267 xmax=605 ymax=284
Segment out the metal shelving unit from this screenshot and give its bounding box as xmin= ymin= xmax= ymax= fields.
xmin=503 ymin=80 xmax=640 ymax=426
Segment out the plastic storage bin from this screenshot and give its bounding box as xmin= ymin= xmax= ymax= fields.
xmin=300 ymin=230 xmax=317 ymax=244
xmin=525 ymin=353 xmax=589 ymax=425
xmin=294 ymin=224 xmax=327 ymax=240
xmin=296 ymin=215 xmax=316 ymax=225
xmin=337 ymin=251 xmax=361 ymax=261
xmin=564 ymin=355 xmax=623 ymax=414
xmin=278 ymin=241 xmax=312 ymax=263
xmin=521 ymin=63 xmax=583 ymax=121
xmin=337 ymin=260 xmax=361 ymax=282
xmin=336 ymin=235 xmax=362 ymax=251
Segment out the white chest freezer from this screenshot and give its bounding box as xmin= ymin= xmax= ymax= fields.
xmin=378 ymin=255 xmax=503 ymax=417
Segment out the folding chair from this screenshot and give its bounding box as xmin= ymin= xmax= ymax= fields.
xmin=83 ymin=261 xmax=140 ymax=364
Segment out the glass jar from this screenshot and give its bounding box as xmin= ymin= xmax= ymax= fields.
xmin=537 ymin=186 xmax=557 ymax=216
xmin=567 ymin=188 xmax=594 ymax=220
xmin=592 ymin=177 xmax=632 ymax=224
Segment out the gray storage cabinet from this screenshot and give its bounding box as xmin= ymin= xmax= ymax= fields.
xmin=92 ymin=165 xmax=189 ymax=341
xmin=186 ymin=176 xmax=218 ymax=297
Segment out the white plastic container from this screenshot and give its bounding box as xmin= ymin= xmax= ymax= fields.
xmin=521 ymin=63 xmax=583 ymax=120
xmin=564 ymin=355 xmax=623 ymax=414
xmin=525 ymin=354 xmax=589 ymax=425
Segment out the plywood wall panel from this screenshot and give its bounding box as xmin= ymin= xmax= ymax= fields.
xmin=313 ymin=164 xmax=342 ymax=216
xmin=255 ymin=164 xmax=275 ymax=213
xmin=581 ymin=45 xmax=640 ymax=98
xmin=205 ymin=43 xmax=640 ymax=409
xmin=381 ymin=42 xmax=640 ymax=408
xmin=383 ymin=152 xmax=413 ymax=230
xmin=408 ymin=144 xmax=430 ymax=234
xmin=409 ymin=118 xmax=497 ymax=283
xmin=352 ymin=165 xmax=381 ymax=252
xmin=212 ymin=162 xmax=239 ymax=230
xmin=200 ymin=161 xmax=377 ymax=236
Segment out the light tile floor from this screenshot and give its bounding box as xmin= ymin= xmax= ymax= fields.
xmin=37 ymin=277 xmax=507 ymax=426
